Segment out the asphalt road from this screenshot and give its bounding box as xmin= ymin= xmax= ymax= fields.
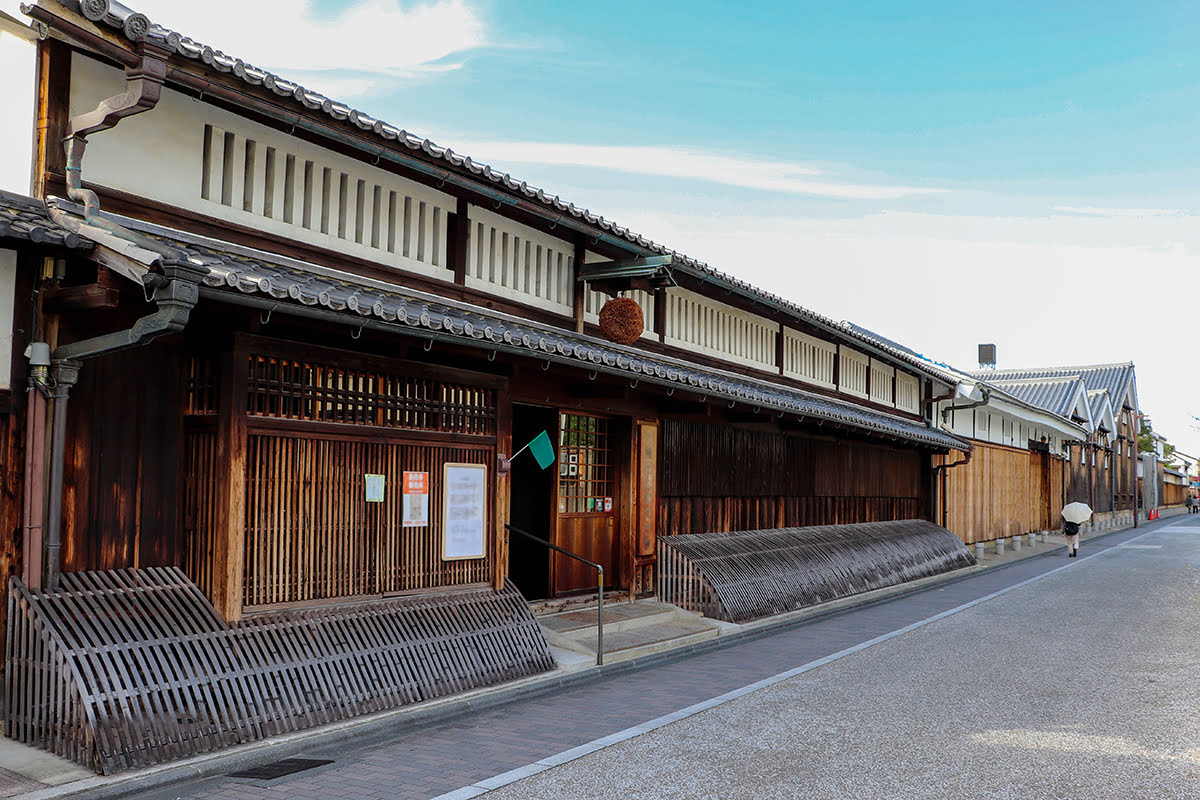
xmin=138 ymin=517 xmax=1199 ymax=800
xmin=484 ymin=517 xmax=1200 ymax=800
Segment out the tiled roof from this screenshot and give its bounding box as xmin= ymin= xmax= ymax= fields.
xmin=42 ymin=1 xmax=959 ymax=390
xmin=970 ymin=364 xmax=1136 ymax=410
xmin=984 ymin=377 xmax=1085 ymax=420
xmin=0 ymin=190 xmax=92 ymax=249
xmin=100 ymin=214 xmax=967 ymax=452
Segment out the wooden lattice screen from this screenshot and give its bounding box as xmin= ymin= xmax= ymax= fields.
xmin=5 ymin=568 xmax=552 ymax=774
xmin=243 ymin=434 xmax=491 ymax=606
xmin=657 ymin=520 xmax=977 ymax=623
xmin=183 ymin=346 xmax=500 ymax=610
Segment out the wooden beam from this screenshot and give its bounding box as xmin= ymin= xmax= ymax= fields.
xmin=35 ymin=37 xmax=71 ymax=199
xmin=41 ymin=284 xmax=120 ymax=313
xmin=573 ymin=238 xmax=586 ymax=333
xmin=211 ymin=341 xmax=248 ymax=621
xmin=449 ymin=196 xmax=469 ymax=286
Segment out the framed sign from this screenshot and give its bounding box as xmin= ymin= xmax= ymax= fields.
xmin=402 ymin=471 xmax=429 ymax=527
xmin=442 ymin=462 xmax=487 ymax=560
xmin=364 ymin=473 xmax=385 ymax=503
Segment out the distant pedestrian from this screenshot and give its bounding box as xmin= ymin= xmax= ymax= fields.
xmin=1063 ymin=520 xmax=1081 ymax=557
xmin=1187 ymin=496 xmax=1194 ymax=514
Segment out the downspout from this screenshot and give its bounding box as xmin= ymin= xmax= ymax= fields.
xmin=37 ymin=40 xmax=206 ymax=591
xmin=44 ymin=260 xmax=203 ymax=592
xmin=934 ymin=448 xmax=973 ymax=529
xmin=932 ymin=388 xmax=988 ymax=533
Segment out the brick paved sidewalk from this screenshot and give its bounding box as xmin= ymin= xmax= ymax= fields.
xmin=124 ymin=523 xmax=1158 ymax=800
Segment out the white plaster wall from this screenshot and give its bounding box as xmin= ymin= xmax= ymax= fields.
xmin=0 ymin=249 xmax=15 ymax=391
xmin=70 ymin=53 xmax=456 ymax=277
xmin=0 ymin=18 xmax=37 ymax=195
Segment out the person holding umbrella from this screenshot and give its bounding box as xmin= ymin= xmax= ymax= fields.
xmin=1061 ymin=502 xmax=1092 ymax=557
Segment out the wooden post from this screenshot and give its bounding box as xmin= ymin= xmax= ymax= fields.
xmin=776 ymin=323 xmax=785 ymax=376
xmin=572 ymin=239 xmax=586 ymax=333
xmin=449 ymin=197 xmax=469 ymax=286
xmin=493 ymin=387 xmax=512 ymax=591
xmin=211 ymin=341 xmax=248 ymax=621
xmin=654 ymin=288 xmax=667 ymax=344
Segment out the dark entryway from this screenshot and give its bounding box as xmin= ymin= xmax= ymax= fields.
xmin=508 ymin=404 xmax=557 ymax=599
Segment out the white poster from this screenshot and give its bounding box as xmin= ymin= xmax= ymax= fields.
xmin=403 ymin=471 xmax=429 ymax=528
xmin=442 ymin=463 xmax=487 ymax=560
xmin=364 ymin=473 xmax=385 ymax=503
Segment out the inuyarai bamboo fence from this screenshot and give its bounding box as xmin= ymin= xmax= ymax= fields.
xmin=5 ymin=568 xmax=552 ymax=774
xmin=657 ymin=520 xmax=977 ymax=623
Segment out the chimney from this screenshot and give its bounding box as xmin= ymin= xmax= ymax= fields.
xmin=978 ymin=343 xmax=996 ymax=369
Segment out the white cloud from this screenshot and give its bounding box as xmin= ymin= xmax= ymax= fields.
xmin=451 ymin=140 xmax=944 ymax=200
xmin=128 ymin=0 xmax=486 ymax=96
xmin=1053 ymin=205 xmax=1191 ymax=218
xmin=602 ymin=205 xmax=1198 ymax=456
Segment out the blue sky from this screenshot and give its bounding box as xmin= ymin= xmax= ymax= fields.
xmin=7 ymin=0 xmax=1197 ymax=454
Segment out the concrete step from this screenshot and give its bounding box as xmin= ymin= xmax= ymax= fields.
xmin=537 ymin=600 xmax=723 ymax=663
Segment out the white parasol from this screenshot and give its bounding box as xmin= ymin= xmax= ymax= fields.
xmin=1061 ymin=502 xmax=1092 ymax=524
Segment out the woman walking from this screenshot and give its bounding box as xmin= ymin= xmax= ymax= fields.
xmin=1063 ymin=519 xmax=1081 ymax=557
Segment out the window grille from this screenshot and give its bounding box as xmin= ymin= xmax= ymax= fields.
xmin=245 ymin=353 xmax=496 ymax=436
xmin=558 ymin=414 xmax=613 ymax=514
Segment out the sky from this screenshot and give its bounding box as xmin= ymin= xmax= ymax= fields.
xmin=2 ymin=0 xmax=1197 ymax=457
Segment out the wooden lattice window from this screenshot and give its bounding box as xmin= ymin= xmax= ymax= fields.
xmin=184 ymin=353 xmax=219 ymax=415
xmin=558 ymin=414 xmax=613 ymax=514
xmin=245 ymin=353 xmax=496 ymax=435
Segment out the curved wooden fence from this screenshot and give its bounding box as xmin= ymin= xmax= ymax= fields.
xmin=5 ymin=568 xmax=552 ymax=774
xmin=657 ymin=520 xmax=976 ymax=623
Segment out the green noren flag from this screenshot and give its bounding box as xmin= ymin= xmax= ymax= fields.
xmin=528 ymin=430 xmax=556 ymax=470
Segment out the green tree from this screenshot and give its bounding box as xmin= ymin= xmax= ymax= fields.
xmin=1137 ymin=415 xmax=1156 ymax=453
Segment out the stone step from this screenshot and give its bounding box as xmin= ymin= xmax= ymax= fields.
xmin=537 ymin=600 xmax=724 ymax=664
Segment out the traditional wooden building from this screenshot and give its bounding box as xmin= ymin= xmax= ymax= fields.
xmin=971 ymin=363 xmax=1141 ymax=530
xmin=1 ymin=0 xmax=976 ymax=772
xmin=929 ymin=372 xmax=1087 ymax=547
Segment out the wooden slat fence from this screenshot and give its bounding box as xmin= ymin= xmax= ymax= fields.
xmin=657 ymin=520 xmax=976 ymax=623
xmin=939 ymin=443 xmax=1065 ymax=544
xmin=5 ymin=568 xmax=552 ymax=774
xmin=658 ymin=420 xmax=923 ymax=536
xmin=243 ymin=433 xmax=491 ymax=606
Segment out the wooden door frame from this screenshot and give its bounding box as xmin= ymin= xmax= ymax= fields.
xmin=549 ymin=410 xmax=626 ymax=596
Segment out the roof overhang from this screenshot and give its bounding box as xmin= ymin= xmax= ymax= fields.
xmin=56 ymin=205 xmax=970 ymax=453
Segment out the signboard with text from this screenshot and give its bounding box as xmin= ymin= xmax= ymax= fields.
xmin=402 ymin=471 xmax=429 ymax=528
xmin=441 ymin=463 xmax=487 ymax=560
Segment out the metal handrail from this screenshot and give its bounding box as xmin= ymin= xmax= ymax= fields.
xmin=505 ymin=523 xmax=605 ymax=665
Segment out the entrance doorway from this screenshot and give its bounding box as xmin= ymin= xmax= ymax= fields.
xmin=553 ymin=413 xmax=620 ymax=595
xmin=507 ymin=408 xmax=624 ymax=600
xmin=508 ymin=404 xmax=557 ymax=599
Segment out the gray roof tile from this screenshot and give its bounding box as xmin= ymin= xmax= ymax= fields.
xmin=0 ymin=190 xmax=92 ymax=250
xmin=984 ymin=377 xmax=1084 ymax=420
xmin=117 ymin=219 xmax=968 ymax=452
xmin=970 ymin=364 xmax=1136 ymax=410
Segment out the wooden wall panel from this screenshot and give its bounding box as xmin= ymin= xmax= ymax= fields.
xmin=1163 ymin=483 xmax=1187 ymax=507
xmin=938 ymin=442 xmax=1066 ymax=544
xmin=242 ymin=430 xmax=492 ymax=607
xmin=61 ymin=343 xmax=184 ymax=574
xmin=658 ymin=420 xmax=923 ymax=536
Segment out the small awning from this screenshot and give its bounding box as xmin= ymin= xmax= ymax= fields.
xmin=578 ymin=255 xmax=675 ymax=294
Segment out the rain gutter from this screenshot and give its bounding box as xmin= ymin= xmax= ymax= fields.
xmin=33 ymin=30 xmax=206 ymax=590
